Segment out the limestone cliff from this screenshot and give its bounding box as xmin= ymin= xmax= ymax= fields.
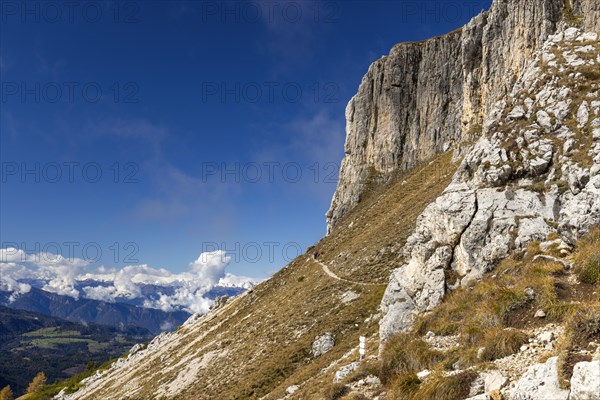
xmin=380 ymin=25 xmax=600 ymax=342
xmin=327 ymin=0 xmax=600 ymax=233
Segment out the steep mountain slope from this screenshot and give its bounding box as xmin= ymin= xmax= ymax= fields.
xmin=53 ymin=0 xmax=600 ymax=399
xmin=58 ymin=153 xmax=456 ymax=399
xmin=373 ymin=25 xmax=600 ymax=400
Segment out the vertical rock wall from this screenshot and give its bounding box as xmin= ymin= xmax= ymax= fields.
xmin=327 ymin=0 xmax=600 ymax=233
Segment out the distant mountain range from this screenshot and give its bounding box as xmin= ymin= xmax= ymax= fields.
xmin=0 ymin=272 xmax=251 ymax=397
xmin=0 ymin=284 xmax=247 ymax=335
xmin=0 ymin=249 xmax=258 ymax=333
xmin=0 ymin=305 xmax=148 ymax=396
xmin=0 ymin=288 xmax=189 ymax=335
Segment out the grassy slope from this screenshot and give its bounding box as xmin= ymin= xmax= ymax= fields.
xmin=378 ymin=226 xmax=600 ymax=399
xmin=71 ymin=152 xmax=456 ymax=400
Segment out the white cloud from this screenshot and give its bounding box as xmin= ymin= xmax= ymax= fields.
xmin=35 ymin=254 xmax=88 ymax=299
xmin=83 ymin=285 xmax=117 ymax=303
xmin=218 ymin=273 xmax=256 ymax=289
xmin=0 ymin=248 xmax=27 ymax=263
xmin=144 ymin=285 xmax=213 ymax=314
xmin=0 ymin=248 xmax=257 ymax=315
xmin=1 ymin=251 xmax=87 ymax=299
xmin=140 ymin=251 xmax=234 ymax=314
xmin=188 ymin=250 xmax=230 ymax=286
xmin=0 ymin=263 xmax=32 ymax=301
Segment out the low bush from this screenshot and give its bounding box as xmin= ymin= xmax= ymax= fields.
xmin=416 ymin=371 xmax=478 ymax=400
xmin=574 ymin=225 xmax=600 ymax=285
xmin=578 ymin=252 xmax=600 ymax=285
xmin=477 ymin=328 xmax=528 ymax=362
xmin=557 ymin=305 xmax=600 ymax=387
xmin=323 ymin=383 xmax=348 ymax=400
xmin=388 ymin=373 xmax=421 ymax=400
xmin=380 ymin=334 xmax=443 ymax=384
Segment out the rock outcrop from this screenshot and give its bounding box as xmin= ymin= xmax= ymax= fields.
xmin=380 ymin=27 xmax=600 ymax=341
xmin=509 ymin=357 xmax=600 ymax=400
xmin=312 ymin=332 xmax=335 ymax=357
xmin=510 ymin=357 xmax=569 ymax=400
xmin=569 ymin=359 xmax=600 ymax=399
xmin=327 ymin=0 xmax=600 ymax=233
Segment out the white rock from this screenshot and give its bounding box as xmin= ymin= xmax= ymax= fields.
xmin=364 ymin=375 xmax=381 ymax=385
xmin=575 ymin=45 xmax=595 ymax=54
xmin=417 ymin=369 xmax=432 ymax=380
xmin=534 ymin=309 xmax=546 ymax=318
xmin=334 ymin=362 xmax=360 ymax=382
xmin=312 ymin=333 xmax=335 ymax=357
xmin=511 ymin=357 xmax=569 ymax=400
xmin=466 ymin=395 xmax=490 ymax=400
xmin=564 ymin=138 xmax=576 ymax=153
xmin=538 ymin=331 xmax=554 ymax=343
xmin=470 ymin=375 xmax=485 ymax=396
xmin=537 ymin=110 xmax=553 ymax=130
xmin=565 ymin=27 xmax=582 ymax=40
xmin=569 ymin=360 xmax=600 ymax=400
xmin=128 ymin=343 xmax=146 ymax=357
xmin=286 ymin=385 xmax=299 ymax=395
xmin=483 ymin=370 xmax=508 ymax=393
xmin=577 ymin=32 xmax=598 ymax=42
xmin=578 ymin=102 xmax=590 ymax=128
xmin=508 ymin=106 xmax=526 ymax=119
xmin=340 ymin=290 xmax=360 ymax=304
xmin=524 ymin=287 xmax=536 ymax=298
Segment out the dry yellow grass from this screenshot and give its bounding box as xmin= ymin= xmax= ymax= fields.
xmin=64 ymin=152 xmax=456 ymax=400
xmin=380 ymin=225 xmax=600 ymax=397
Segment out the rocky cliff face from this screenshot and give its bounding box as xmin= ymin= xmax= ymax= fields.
xmin=380 ymin=25 xmax=600 ymax=342
xmin=327 ymin=0 xmax=600 ymax=234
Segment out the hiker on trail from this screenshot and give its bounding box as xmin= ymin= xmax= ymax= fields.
xmin=313 ymin=249 xmax=319 ymax=260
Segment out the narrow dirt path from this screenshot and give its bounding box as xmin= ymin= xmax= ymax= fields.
xmin=310 ymin=258 xmax=385 ymax=286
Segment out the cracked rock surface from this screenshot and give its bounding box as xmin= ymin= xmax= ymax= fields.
xmin=380 ymin=27 xmax=600 ymax=343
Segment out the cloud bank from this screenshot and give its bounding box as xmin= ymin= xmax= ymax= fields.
xmin=0 ymin=249 xmax=257 ymax=314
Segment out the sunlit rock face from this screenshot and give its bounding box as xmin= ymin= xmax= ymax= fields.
xmin=380 ymin=26 xmax=600 ymax=342
xmin=327 ymin=0 xmax=600 ymax=234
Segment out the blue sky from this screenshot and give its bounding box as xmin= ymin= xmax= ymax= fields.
xmin=1 ymin=0 xmax=492 ymax=279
